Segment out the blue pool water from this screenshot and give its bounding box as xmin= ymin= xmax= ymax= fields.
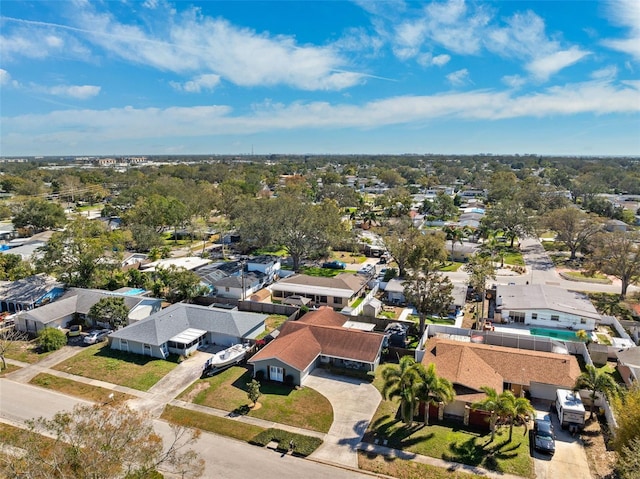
xmin=530 ymin=327 xmax=584 ymax=342
xmin=120 ymin=288 xmax=147 ymax=296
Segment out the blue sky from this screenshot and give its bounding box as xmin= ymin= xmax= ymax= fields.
xmin=1 ymin=0 xmax=639 ymax=157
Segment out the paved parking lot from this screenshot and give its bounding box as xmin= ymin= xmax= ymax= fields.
xmin=532 ymin=408 xmax=590 ymax=479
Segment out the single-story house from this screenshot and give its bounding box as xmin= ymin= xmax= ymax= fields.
xmin=384 ymin=278 xmax=406 ymax=305
xmin=246 ymin=255 xmax=281 ymax=284
xmin=140 ymin=256 xmax=211 ymax=272
xmin=492 ymin=284 xmax=601 ymax=331
xmin=0 ymin=240 xmax=47 ymax=264
xmin=270 ymin=273 xmax=369 ymax=310
xmin=0 ymin=274 xmax=65 ymax=314
xmin=249 ymin=307 xmax=384 ymax=386
xmin=211 ymin=272 xmax=263 ymax=300
xmin=448 ymin=242 xmax=480 ymax=262
xmin=14 ymin=287 xmax=162 ymax=334
xmin=109 ymin=303 xmax=268 ymax=359
xmin=420 ymin=337 xmax=581 ymax=424
xmin=617 ymin=347 xmax=640 ymax=387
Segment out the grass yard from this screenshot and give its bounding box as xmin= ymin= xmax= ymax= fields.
xmin=52 ymin=342 xmax=179 ymax=391
xmin=501 ymin=251 xmax=525 ymax=266
xmin=0 ymin=363 xmax=20 ymax=376
xmin=256 ymin=314 xmax=289 ymax=340
xmin=300 ymin=266 xmax=355 ymax=277
xmin=162 ymin=405 xmax=266 ymax=443
xmin=330 ymin=251 xmax=366 ymax=264
xmin=366 ymin=368 xmax=534 ymax=478
xmin=4 ymin=338 xmax=56 ymax=364
xmin=562 ymin=271 xmax=611 ymax=283
xmin=30 ymin=372 xmax=134 ymax=403
xmin=178 ymin=366 xmax=333 ymax=433
xmin=359 ymin=452 xmax=482 ymax=479
xmin=439 ymin=262 xmax=463 ymax=272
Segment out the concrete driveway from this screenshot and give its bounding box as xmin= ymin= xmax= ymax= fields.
xmin=303 ymin=368 xmax=381 ymax=468
xmin=532 ymin=407 xmax=591 ymax=479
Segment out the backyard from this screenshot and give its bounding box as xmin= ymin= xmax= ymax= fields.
xmin=52 ymin=342 xmax=179 ymax=391
xmin=178 ymin=365 xmax=333 ymax=433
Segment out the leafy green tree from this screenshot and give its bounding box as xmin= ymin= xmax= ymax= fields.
xmin=88 ymin=297 xmax=130 ymax=330
xmin=12 ymin=198 xmax=66 ymax=232
xmin=381 ymin=356 xmax=420 ymax=424
xmin=487 ymin=171 xmax=518 ymax=204
xmin=499 ymin=390 xmax=535 ymax=442
xmin=431 ymin=192 xmax=458 ymax=220
xmin=471 ymin=386 xmax=504 ymax=442
xmin=588 ymin=231 xmax=640 ymax=299
xmin=615 ymin=436 xmax=640 ymax=479
xmin=37 ymin=327 xmax=67 ymax=352
xmin=544 ymin=208 xmax=602 ymax=260
xmin=414 ymin=363 xmax=455 ymax=425
xmin=403 ymin=270 xmax=454 ymax=334
xmin=0 ymin=403 xmax=204 ymax=479
xmin=481 ymin=200 xmax=536 ymax=247
xmin=36 ymin=217 xmax=125 ymax=288
xmin=382 ymin=220 xmax=447 ymax=277
xmin=0 ymin=253 xmax=34 ymax=280
xmin=574 ymin=364 xmax=619 ymax=420
xmin=613 ymin=383 xmax=640 ymax=477
xmin=247 ymin=379 xmax=262 ymax=407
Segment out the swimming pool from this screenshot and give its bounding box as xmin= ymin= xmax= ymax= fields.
xmin=530 ymin=327 xmax=585 ymax=342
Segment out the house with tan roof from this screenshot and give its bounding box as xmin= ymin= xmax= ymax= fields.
xmin=420 ymin=337 xmax=581 ymax=424
xmin=270 ymin=273 xmax=369 ymax=310
xmin=248 ymin=307 xmax=384 ymax=386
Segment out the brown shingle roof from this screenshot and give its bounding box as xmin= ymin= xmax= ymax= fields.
xmin=421 ymin=338 xmax=580 ymax=390
xmin=250 ymin=307 xmax=383 ymax=371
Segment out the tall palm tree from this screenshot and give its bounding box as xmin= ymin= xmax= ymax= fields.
xmin=381 ymin=356 xmax=420 ymax=425
xmin=471 ymin=386 xmax=503 ymax=441
xmin=443 ymin=226 xmax=464 ymax=262
xmin=414 ymin=363 xmax=455 ymax=425
xmin=574 ymin=364 xmax=620 ymax=420
xmin=499 ymin=390 xmax=535 ymax=442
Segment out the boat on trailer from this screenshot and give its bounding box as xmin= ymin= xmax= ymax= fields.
xmin=202 ymin=343 xmax=249 ymax=377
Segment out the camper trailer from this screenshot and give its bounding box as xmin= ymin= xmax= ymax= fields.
xmin=555 ymin=388 xmax=586 ymax=430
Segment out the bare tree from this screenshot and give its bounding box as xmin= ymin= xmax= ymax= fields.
xmin=0 ymin=325 xmax=27 ymax=371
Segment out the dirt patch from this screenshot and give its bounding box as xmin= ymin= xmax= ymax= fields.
xmin=250 ymin=402 xmax=262 ymax=410
xmin=581 ymin=415 xmax=617 ymax=479
xmin=181 ymin=381 xmax=210 ymax=403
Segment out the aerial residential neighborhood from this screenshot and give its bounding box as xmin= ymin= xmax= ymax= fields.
xmin=1 ymin=153 xmax=640 ymax=479
xmin=1 ymin=1 xmax=640 ymax=478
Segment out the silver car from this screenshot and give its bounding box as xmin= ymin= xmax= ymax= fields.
xmin=83 ymin=329 xmax=113 ymax=345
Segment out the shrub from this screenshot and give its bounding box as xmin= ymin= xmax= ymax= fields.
xmin=284 ymin=374 xmax=294 ymax=386
xmin=249 ymin=428 xmax=322 ymax=456
xmin=37 ymin=328 xmax=67 ymax=352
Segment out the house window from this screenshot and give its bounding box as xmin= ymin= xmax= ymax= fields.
xmin=510 ymin=311 xmax=525 ymax=323
xmin=551 ymin=315 xmax=559 ymax=321
xmin=225 ymin=287 xmax=230 ymax=292
xmin=580 ymin=318 xmax=587 ymax=324
xmin=531 ymin=313 xmax=537 ymax=320
xmin=269 ymin=365 xmax=284 ymax=382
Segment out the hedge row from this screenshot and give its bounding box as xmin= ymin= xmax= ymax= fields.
xmin=249 ymin=428 xmax=323 ymax=456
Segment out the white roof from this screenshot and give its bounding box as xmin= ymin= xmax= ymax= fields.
xmin=342 ymin=320 xmax=376 ymax=331
xmin=497 ymin=284 xmax=601 ymax=320
xmin=169 ymin=328 xmax=207 ymax=344
xmin=141 ymin=257 xmax=211 ymax=272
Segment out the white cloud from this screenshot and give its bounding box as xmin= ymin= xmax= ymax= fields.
xmin=0 ymin=69 xmax=10 ymax=85
xmin=170 ymin=73 xmax=221 ymax=93
xmin=526 ymin=48 xmax=591 ymax=81
xmin=502 ymin=75 xmax=526 ymax=89
xmin=601 ymin=0 xmax=640 ymax=61
xmin=591 ymin=65 xmax=618 ymax=80
xmin=47 ymin=85 xmax=101 ymax=99
xmin=431 ymin=54 xmax=451 ymax=66
xmin=446 ymin=68 xmax=470 ymax=86
xmin=416 ymin=53 xmax=450 ymax=67
xmin=0 ymin=21 xmax=90 ymax=61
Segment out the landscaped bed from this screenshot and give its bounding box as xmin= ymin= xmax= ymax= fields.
xmin=358 ymin=451 xmax=483 ymax=479
xmin=52 ymin=342 xmax=179 ymax=391
xmin=178 ymin=366 xmax=333 ymax=433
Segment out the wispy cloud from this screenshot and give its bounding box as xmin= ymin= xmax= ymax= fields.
xmin=46 ymin=84 xmax=101 ymax=99
xmin=446 ymin=68 xmax=470 ymax=86
xmin=170 ymin=74 xmax=221 ymax=93
xmin=4 ymin=79 xmax=636 ymax=153
xmin=601 ymin=0 xmax=640 ymax=61
xmin=526 ymin=48 xmax=591 ymax=81
xmin=0 ymin=69 xmax=10 ymax=85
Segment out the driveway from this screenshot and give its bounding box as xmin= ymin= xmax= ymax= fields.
xmin=532 ymin=406 xmax=591 ymax=479
xmin=303 ymin=368 xmax=381 ymax=468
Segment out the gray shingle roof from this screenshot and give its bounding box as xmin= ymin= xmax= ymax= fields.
xmin=0 ymin=274 xmax=63 ymax=303
xmin=110 ymin=303 xmax=268 ymax=346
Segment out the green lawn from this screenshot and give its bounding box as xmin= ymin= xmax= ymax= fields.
xmin=4 ymin=338 xmax=56 ymax=364
xmin=367 ymin=368 xmax=534 ymax=478
xmin=439 ymin=262 xmax=463 ymax=272
xmin=30 ymin=372 xmax=133 ymax=403
xmin=562 ymin=271 xmax=611 ymax=283
xmin=178 ymin=366 xmax=333 ymax=433
xmin=300 ymin=266 xmax=353 ymax=277
xmin=52 ymin=342 xmax=179 ymax=391
xmin=502 ymin=251 xmax=525 ymax=266
xmin=256 ymin=314 xmax=288 ymax=340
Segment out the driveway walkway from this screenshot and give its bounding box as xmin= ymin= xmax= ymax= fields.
xmin=303 ymin=368 xmax=381 ymax=468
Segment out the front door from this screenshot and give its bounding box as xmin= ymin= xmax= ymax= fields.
xmin=269 ymin=365 xmax=284 ymax=382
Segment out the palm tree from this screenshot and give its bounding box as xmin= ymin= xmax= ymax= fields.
xmin=499 ymin=390 xmax=535 ymax=442
xmin=414 ymin=363 xmax=455 ymax=425
xmin=381 ymin=356 xmax=420 ymax=424
xmin=574 ymin=364 xmax=620 ymax=420
xmin=443 ymin=226 xmax=464 ymax=262
xmin=471 ymin=386 xmax=503 ymax=441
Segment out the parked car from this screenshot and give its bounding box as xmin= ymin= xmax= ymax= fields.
xmin=358 ymin=264 xmax=374 ymax=275
xmin=322 ymin=260 xmax=346 ymax=269
xmin=83 ymin=329 xmax=113 ymax=345
xmin=533 ymin=419 xmax=556 ymax=455
xmin=67 ymin=325 xmax=83 ymax=337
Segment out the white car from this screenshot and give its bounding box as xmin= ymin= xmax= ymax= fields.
xmin=83 ymin=329 xmax=113 ymax=345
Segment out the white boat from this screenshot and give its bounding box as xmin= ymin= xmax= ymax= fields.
xmin=206 ymin=344 xmax=249 ymax=369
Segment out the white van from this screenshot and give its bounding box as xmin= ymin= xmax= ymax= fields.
xmin=555 ymin=388 xmax=586 ymax=430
